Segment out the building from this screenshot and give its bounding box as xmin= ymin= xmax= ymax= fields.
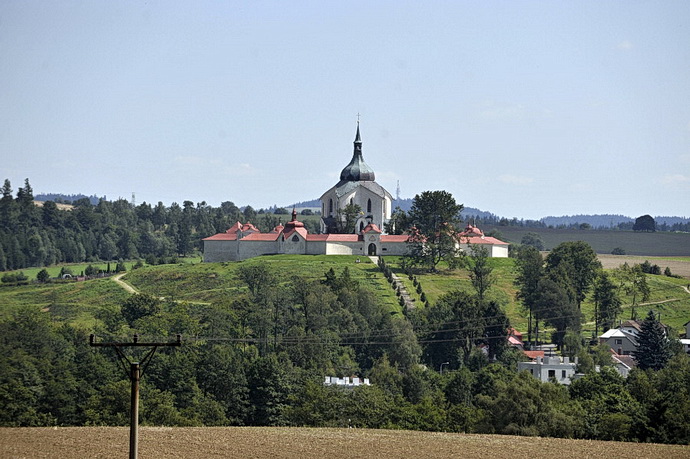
xmin=598 ymin=320 xmax=642 ymax=355
xmin=457 ymin=224 xmax=510 ymax=258
xmin=518 ymin=355 xmax=578 ymax=385
xmin=324 ymin=376 xmax=371 ymax=388
xmin=320 ymin=123 xmax=393 ymax=234
xmin=202 ymin=124 xmax=509 ymax=262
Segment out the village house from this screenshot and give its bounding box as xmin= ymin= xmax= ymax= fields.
xmin=518 ymin=355 xmax=579 ymax=385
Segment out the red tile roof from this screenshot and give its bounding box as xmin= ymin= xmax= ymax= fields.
xmin=203 ymin=233 xmax=238 ymax=241
xmin=240 ymin=233 xmax=280 ymax=241
xmin=362 ymin=223 xmax=382 ymax=234
xmin=523 ymin=350 xmax=545 ymax=360
xmin=381 ymin=235 xmax=410 ymax=242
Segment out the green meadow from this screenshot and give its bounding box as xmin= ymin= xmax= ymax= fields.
xmin=2 ymin=253 xmax=689 ymax=336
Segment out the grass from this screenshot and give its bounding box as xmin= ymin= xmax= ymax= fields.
xmin=1 ymin=254 xmax=688 ymax=336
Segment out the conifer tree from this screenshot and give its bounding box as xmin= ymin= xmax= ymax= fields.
xmin=633 ymin=310 xmax=672 ymax=371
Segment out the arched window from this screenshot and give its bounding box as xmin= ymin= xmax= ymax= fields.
xmin=367 ymin=198 xmax=372 ymax=213
xmin=329 ymin=199 xmax=333 ymax=215
xmin=359 ymin=221 xmax=364 ymax=232
xmin=292 ymin=235 xmax=299 ymax=242
xmin=350 ymin=197 xmax=354 ymax=205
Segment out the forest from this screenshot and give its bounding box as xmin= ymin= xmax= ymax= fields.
xmin=0 ymin=178 xmax=320 ymax=271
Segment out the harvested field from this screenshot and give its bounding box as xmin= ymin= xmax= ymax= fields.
xmin=597 ymin=254 xmax=690 ymax=278
xmin=1 ymin=427 xmax=689 ymax=459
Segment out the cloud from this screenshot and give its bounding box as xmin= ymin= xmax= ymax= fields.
xmin=617 ymin=40 xmax=633 ymax=50
xmin=478 ymin=101 xmax=525 ymax=121
xmin=173 ymin=156 xmax=255 ymax=175
xmin=498 ymin=174 xmax=533 ymax=185
xmin=661 ymin=174 xmax=690 ymax=185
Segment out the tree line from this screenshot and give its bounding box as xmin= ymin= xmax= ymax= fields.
xmin=0 ymin=178 xmax=320 ymax=271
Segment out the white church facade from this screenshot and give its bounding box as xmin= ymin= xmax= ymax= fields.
xmin=202 ymin=124 xmax=508 ymax=262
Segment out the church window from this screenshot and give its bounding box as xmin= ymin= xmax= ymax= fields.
xmin=367 ymin=198 xmax=372 ymax=213
xmin=360 ymin=221 xmax=364 ymax=232
xmin=292 ymin=235 xmax=300 ymax=242
xmin=329 ymin=199 xmax=333 ymax=215
xmin=350 ymin=198 xmax=354 ymax=205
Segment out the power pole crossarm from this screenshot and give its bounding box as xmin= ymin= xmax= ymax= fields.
xmin=89 ymin=334 xmax=181 ymax=459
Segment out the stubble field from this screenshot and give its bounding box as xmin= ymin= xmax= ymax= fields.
xmin=1 ymin=427 xmax=689 ymax=459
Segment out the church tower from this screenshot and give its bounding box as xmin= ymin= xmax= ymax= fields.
xmin=320 ymin=123 xmax=393 ymax=234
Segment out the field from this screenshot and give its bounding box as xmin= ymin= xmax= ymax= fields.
xmin=484 ymin=225 xmax=690 ymax=256
xmin=2 ymin=427 xmax=689 ymax=459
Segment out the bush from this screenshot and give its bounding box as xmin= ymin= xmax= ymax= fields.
xmin=611 ymin=247 xmax=626 ymax=255
xmin=36 ymin=269 xmax=50 ymax=283
xmin=1 ymin=272 xmax=28 ymax=284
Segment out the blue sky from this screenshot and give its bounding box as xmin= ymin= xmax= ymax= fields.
xmin=1 ymin=1 xmax=689 ymax=220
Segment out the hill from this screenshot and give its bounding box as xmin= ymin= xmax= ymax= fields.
xmin=2 ymin=427 xmax=688 ymax=459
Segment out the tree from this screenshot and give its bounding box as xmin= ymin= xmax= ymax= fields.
xmin=467 ymin=245 xmax=495 ymax=301
xmin=633 ymin=214 xmax=656 ymax=232
xmin=335 ymin=203 xmax=362 ymax=233
xmin=406 ymin=191 xmax=463 ymax=271
xmin=514 ymin=246 xmax=544 ymax=347
xmin=545 ymin=241 xmax=601 ymax=310
xmin=633 ymin=310 xmax=672 ymax=371
xmin=520 ymin=232 xmax=544 ymax=251
xmin=593 ymin=271 xmax=622 ymax=335
xmin=36 ymin=269 xmax=50 ymax=283
xmin=121 ymin=293 xmax=162 ymax=326
xmin=533 ymin=276 xmax=580 ymax=348
xmin=384 ymin=206 xmax=410 ymax=235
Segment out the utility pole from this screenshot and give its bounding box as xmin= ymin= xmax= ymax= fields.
xmin=90 ymin=334 xmax=181 ymax=459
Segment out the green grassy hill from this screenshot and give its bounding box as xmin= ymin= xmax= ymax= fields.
xmin=2 ymin=254 xmax=689 ymax=337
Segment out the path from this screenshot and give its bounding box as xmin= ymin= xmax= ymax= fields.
xmin=369 ymin=256 xmax=415 ymax=311
xmin=112 ymin=272 xmax=138 ymax=294
xmin=111 ymin=272 xmax=210 ymax=305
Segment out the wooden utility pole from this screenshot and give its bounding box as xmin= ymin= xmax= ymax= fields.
xmin=90 ymin=334 xmax=181 ymax=459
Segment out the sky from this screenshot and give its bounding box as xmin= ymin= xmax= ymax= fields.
xmin=1 ymin=1 xmax=689 ymax=220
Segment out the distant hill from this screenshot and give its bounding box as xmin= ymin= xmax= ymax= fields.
xmin=35 ymin=193 xmax=104 ymax=205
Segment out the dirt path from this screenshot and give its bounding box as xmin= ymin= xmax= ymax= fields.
xmin=111 ymin=272 xmax=138 ymax=294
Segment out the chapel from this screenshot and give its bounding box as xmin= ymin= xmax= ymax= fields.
xmin=319 ymin=123 xmax=393 ymax=234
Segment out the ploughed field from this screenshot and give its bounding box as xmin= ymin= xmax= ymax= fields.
xmin=1 ymin=427 xmax=689 ymax=459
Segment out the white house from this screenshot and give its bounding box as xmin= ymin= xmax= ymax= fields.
xmin=598 ymin=320 xmax=642 ymax=356
xmin=518 ymin=355 xmax=578 ymax=385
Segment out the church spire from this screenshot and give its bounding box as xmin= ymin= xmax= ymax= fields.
xmin=354 ymin=121 xmax=362 ymax=154
xmin=339 ymin=120 xmax=375 ymax=182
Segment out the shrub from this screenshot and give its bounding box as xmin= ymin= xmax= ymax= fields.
xmin=611 ymin=247 xmax=626 ymax=255
xmin=36 ymin=269 xmax=50 ymax=283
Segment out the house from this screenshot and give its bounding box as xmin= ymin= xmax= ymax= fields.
xmin=324 ymin=376 xmax=370 ymax=388
xmin=598 ymin=320 xmax=642 ymax=355
xmin=611 ymin=352 xmax=636 ymax=378
xmin=518 ymin=355 xmax=578 ymax=385
xmin=457 ymin=224 xmax=510 ymax=258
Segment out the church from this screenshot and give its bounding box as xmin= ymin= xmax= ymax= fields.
xmin=202 ymin=124 xmax=508 ymax=262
